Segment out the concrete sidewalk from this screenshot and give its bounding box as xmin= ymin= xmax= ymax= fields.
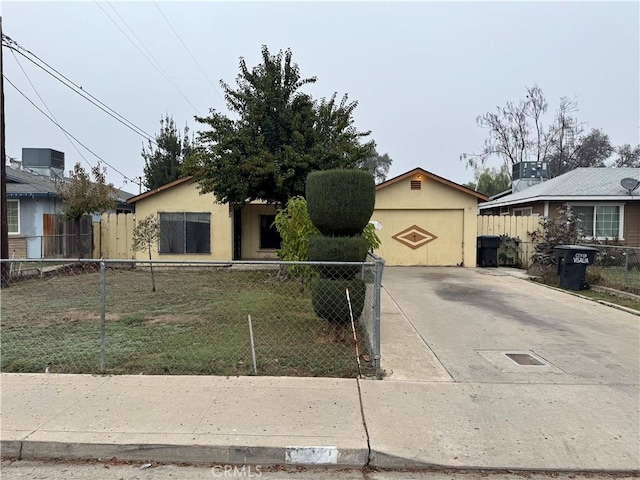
xmin=1 ymin=268 xmax=638 ymax=472
xmin=2 ymin=373 xmax=638 ymax=471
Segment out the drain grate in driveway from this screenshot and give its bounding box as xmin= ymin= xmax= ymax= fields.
xmin=505 ymin=353 xmax=545 ymax=366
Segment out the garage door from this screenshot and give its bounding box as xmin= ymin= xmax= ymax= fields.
xmin=372 ymin=209 xmax=464 ymax=266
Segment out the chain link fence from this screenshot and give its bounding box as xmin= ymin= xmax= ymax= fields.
xmin=582 ymin=244 xmax=640 ymax=295
xmin=1 ymin=257 xmax=384 ymax=379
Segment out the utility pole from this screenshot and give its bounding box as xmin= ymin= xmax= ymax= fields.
xmin=1 ymin=16 xmax=9 ymax=288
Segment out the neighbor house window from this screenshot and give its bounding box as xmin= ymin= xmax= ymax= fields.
xmin=572 ymin=205 xmax=622 ymax=239
xmin=259 ymin=215 xmax=281 ymax=249
xmin=7 ymin=200 xmax=19 ymax=234
xmin=513 ymin=207 xmax=533 ymax=217
xmin=159 ymin=212 xmax=210 ymax=254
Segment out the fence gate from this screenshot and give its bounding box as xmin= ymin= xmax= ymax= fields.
xmin=43 ymin=214 xmax=93 ymax=258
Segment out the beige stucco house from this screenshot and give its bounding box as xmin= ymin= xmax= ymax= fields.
xmin=372 ymin=168 xmax=488 ymax=267
xmin=127 ymin=168 xmax=488 ymax=266
xmin=127 ymin=177 xmax=280 ymax=262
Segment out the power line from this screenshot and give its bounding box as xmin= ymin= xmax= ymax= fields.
xmin=2 ymin=35 xmax=158 ymax=145
xmin=4 ymin=74 xmax=140 ymax=186
xmin=94 ymin=1 xmax=200 ymax=114
xmin=9 ymin=48 xmax=93 ymax=170
xmin=152 ymin=0 xmax=224 ymax=102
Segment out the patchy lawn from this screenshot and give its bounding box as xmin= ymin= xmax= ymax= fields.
xmin=1 ymin=266 xmax=374 ymax=378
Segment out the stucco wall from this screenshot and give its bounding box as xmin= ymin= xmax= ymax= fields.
xmin=372 ymin=174 xmax=479 ymax=267
xmin=133 ymin=181 xmax=233 ymax=261
xmin=240 ymin=203 xmax=280 ymax=260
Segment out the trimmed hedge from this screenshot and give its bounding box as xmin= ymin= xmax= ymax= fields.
xmin=306 ymin=170 xmax=375 ymax=236
xmin=309 ymin=235 xmax=369 ymax=279
xmin=311 ymin=278 xmax=366 ymax=325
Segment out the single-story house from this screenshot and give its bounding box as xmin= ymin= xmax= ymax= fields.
xmin=7 ymin=153 xmax=134 ymax=258
xmin=478 ymin=167 xmax=640 ymax=246
xmin=127 ymin=176 xmax=279 ymax=262
xmin=127 ymin=168 xmax=488 ymax=267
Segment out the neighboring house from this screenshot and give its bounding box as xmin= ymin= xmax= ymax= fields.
xmin=478 ymin=167 xmax=640 ymax=246
xmin=128 ymin=168 xmax=488 ymax=266
xmin=371 ymin=168 xmax=488 ymax=266
xmin=6 ymin=148 xmax=134 ymax=259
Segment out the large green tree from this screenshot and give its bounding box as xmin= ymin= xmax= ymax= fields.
xmin=142 ymin=115 xmax=192 ymax=190
xmin=184 ymin=46 xmax=376 ymax=205
xmin=463 ymin=164 xmax=511 ymax=197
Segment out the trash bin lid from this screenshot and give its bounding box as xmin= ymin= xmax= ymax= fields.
xmin=554 ymin=245 xmax=599 ymax=252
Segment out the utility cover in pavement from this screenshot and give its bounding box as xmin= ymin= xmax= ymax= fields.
xmin=505 ymin=353 xmax=545 ymax=365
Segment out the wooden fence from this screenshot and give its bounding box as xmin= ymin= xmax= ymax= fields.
xmin=93 ymin=213 xmax=135 ymax=259
xmin=477 ymin=215 xmax=544 ymax=268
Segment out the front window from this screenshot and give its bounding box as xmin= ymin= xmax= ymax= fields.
xmin=159 ymin=212 xmax=210 ymax=254
xmin=513 ymin=207 xmax=532 ymax=217
xmin=259 ymin=215 xmax=281 ymax=250
xmin=7 ymin=200 xmax=19 ymax=234
xmin=573 ymin=205 xmax=621 ymax=239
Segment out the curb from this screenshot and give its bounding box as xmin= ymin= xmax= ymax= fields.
xmin=2 ymin=439 xmax=369 ymax=467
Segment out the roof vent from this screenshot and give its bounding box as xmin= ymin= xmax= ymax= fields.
xmin=410 ymin=180 xmax=421 ymax=190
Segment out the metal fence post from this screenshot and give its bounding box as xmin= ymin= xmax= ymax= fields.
xmin=99 ymin=259 xmax=106 ymax=371
xmin=373 ymin=257 xmax=384 ymax=379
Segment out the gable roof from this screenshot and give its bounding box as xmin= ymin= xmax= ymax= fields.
xmin=126 ymin=176 xmax=194 ymax=204
xmin=479 ymin=167 xmax=640 ymax=209
xmin=377 ymin=167 xmax=489 ymax=201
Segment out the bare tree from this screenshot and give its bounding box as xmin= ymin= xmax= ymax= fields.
xmin=461 ymin=85 xmax=586 ymax=179
xmin=132 ymin=215 xmax=161 ymax=292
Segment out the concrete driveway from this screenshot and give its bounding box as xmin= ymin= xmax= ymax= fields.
xmin=360 ymin=266 xmax=640 ymax=470
xmin=380 ymin=266 xmax=639 ymax=386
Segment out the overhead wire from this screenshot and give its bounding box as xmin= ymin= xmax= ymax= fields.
xmin=9 ymin=48 xmax=94 ymax=171
xmin=152 ymin=0 xmax=224 ymax=103
xmin=2 ymin=35 xmax=158 ymax=145
xmin=94 ymin=1 xmax=200 ymax=114
xmin=4 ymin=74 xmax=140 ymax=186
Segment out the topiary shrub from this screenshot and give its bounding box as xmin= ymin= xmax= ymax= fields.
xmin=306 ymin=170 xmax=375 ymax=236
xmin=309 ymin=235 xmax=369 ymax=279
xmin=311 ymin=278 xmax=366 ymax=325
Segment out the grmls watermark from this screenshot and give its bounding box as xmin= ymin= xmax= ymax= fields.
xmin=211 ymin=465 xmax=263 ymax=478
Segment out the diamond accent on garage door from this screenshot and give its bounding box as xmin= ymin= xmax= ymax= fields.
xmin=392 ymin=225 xmax=438 ymax=250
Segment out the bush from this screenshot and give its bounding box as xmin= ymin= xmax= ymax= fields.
xmin=309 ymin=235 xmax=369 ymax=279
xmin=306 ymin=170 xmax=375 ymax=236
xmin=530 ymin=204 xmax=582 ymax=269
xmin=311 ymin=278 xmax=366 ymax=325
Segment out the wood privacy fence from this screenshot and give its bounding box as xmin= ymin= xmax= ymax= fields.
xmin=93 ymin=213 xmax=135 ymax=259
xmin=477 ymin=215 xmax=544 ymax=268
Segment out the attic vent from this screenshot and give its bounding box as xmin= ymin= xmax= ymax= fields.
xmin=410 ymin=180 xmax=422 ymax=190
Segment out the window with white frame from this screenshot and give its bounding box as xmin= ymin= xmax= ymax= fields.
xmin=572 ymin=205 xmax=623 ymax=239
xmin=159 ymin=212 xmax=211 ymax=254
xmin=513 ymin=207 xmax=533 ymax=217
xmin=7 ymin=200 xmax=19 ymax=234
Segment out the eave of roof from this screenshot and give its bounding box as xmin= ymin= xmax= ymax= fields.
xmin=479 ymin=194 xmax=640 ymax=209
xmin=127 ymin=176 xmax=194 ymax=204
xmin=377 ymin=167 xmax=489 ymax=201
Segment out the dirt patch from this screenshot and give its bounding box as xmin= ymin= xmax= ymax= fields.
xmin=15 ymin=310 xmax=121 ymax=326
xmin=145 ymin=313 xmax=203 ymax=325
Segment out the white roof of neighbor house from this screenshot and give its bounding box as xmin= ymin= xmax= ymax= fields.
xmin=479 ymin=167 xmax=640 ymax=209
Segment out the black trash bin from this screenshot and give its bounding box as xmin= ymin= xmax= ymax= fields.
xmin=554 ymin=245 xmax=598 ymax=290
xmin=477 ymin=235 xmax=501 ymax=268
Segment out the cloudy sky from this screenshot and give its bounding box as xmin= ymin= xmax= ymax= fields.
xmin=2 ymin=1 xmax=638 ymax=194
